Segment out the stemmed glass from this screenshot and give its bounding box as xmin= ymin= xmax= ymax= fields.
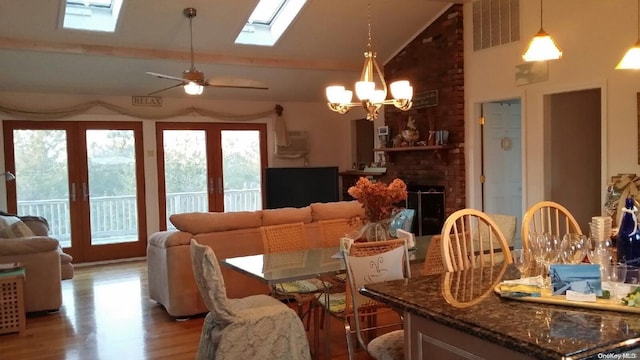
xmin=512 ymin=248 xmax=531 ymax=278
xmin=561 ymin=233 xmax=588 ymax=264
xmin=587 ymin=237 xmax=612 ymax=266
xmin=603 ymin=264 xmax=627 ymax=302
xmin=541 ymin=234 xmax=561 ymax=274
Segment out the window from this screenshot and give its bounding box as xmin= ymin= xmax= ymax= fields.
xmin=235 ymin=0 xmax=307 ymax=47
xmin=61 ymin=0 xmax=124 ymax=33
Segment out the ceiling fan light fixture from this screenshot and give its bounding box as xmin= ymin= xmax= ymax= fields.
xmin=184 ymin=81 xmax=204 ymax=95
xmin=146 ymin=7 xmax=269 ymax=95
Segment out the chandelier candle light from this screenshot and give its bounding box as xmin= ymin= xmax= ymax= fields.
xmin=325 ymin=2 xmax=413 ymax=121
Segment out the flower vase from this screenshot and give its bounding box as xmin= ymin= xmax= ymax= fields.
xmin=359 ymin=219 xmax=393 ymax=242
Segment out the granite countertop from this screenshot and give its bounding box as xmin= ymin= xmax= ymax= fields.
xmin=361 ymin=264 xmax=640 ymax=359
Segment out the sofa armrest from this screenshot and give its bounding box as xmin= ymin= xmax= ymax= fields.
xmin=19 ymin=216 xmax=50 ymax=236
xmin=148 ymin=230 xmax=194 ymax=249
xmin=0 ymin=236 xmax=60 ymax=256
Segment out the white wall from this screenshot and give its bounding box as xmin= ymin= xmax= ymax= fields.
xmin=0 ymin=91 xmax=354 ymax=235
xmin=464 ymin=0 xmax=640 ymax=210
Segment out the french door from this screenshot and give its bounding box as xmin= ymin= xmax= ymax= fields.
xmin=3 ymin=121 xmax=147 ymax=263
xmin=156 ymin=122 xmax=267 ymax=230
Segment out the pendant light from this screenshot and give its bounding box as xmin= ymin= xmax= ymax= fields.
xmin=523 ymin=0 xmax=562 ymax=62
xmin=617 ymin=0 xmax=640 ymax=69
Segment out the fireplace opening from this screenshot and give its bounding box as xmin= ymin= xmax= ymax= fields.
xmin=403 ymin=184 xmax=445 ymax=236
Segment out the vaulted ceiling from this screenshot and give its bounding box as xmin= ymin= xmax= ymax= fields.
xmin=0 ymin=0 xmax=460 ymax=103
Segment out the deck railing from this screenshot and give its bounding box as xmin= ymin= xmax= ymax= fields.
xmin=17 ymin=189 xmax=262 ymax=245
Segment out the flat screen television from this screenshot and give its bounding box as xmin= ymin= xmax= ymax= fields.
xmin=265 ymin=166 xmax=339 ymax=209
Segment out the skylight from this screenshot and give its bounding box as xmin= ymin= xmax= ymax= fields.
xmin=62 ymin=0 xmax=123 ymax=33
xmin=235 ymin=0 xmax=307 ymax=47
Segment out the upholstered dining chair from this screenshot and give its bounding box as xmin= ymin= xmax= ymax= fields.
xmin=189 ymin=239 xmax=311 ymax=360
xmin=342 ymin=238 xmax=410 ymax=360
xmin=440 ymin=208 xmax=513 ymax=272
xmin=521 ymin=201 xmax=582 ymax=251
xmin=318 ymin=218 xmax=362 ymax=248
xmin=260 ymin=222 xmax=324 ymax=327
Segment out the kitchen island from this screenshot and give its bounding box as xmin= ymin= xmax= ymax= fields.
xmin=361 ymin=264 xmax=640 ymax=359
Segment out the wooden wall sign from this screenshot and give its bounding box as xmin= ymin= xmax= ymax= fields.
xmin=131 ymin=96 xmax=162 ymax=107
xmin=412 ymin=90 xmax=438 ymax=109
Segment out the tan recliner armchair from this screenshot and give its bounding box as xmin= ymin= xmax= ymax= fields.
xmin=0 ymin=214 xmax=74 ymax=313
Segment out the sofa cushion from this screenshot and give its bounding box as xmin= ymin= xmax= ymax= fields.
xmin=310 ymin=201 xmax=364 ymax=222
xmin=0 ymin=221 xmax=35 ymax=238
xmin=170 ymin=211 xmax=263 ymax=234
xmin=261 ymin=206 xmax=312 ymax=226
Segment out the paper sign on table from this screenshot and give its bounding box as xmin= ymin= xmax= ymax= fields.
xmin=550 ymin=264 xmax=602 ymax=297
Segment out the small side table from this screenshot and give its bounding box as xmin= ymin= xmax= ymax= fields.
xmin=0 ymin=266 xmax=26 ymax=335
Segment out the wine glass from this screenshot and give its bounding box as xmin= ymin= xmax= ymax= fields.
xmin=512 ymin=248 xmax=531 ymax=278
xmin=603 ymin=264 xmax=627 ymax=302
xmin=561 ymin=233 xmax=588 ymax=264
xmin=587 ymin=236 xmax=612 ymax=266
xmin=539 ymin=234 xmax=561 ymax=283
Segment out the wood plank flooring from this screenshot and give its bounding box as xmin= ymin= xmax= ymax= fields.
xmin=0 ymin=260 xmax=378 ymax=360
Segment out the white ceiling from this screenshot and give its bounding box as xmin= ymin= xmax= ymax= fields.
xmin=0 ymin=0 xmax=459 ymax=103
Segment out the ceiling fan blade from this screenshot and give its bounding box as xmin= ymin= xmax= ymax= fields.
xmin=146 ymin=72 xmax=186 ymax=82
xmin=207 ymin=77 xmax=269 ymax=90
xmin=148 ymin=83 xmax=185 ymax=95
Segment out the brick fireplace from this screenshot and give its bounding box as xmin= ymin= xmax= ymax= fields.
xmin=378 ymin=4 xmax=465 ymax=219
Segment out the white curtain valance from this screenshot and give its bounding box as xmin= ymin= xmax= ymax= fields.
xmin=0 ymin=100 xmax=278 ymax=121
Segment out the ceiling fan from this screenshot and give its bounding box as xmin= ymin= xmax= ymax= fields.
xmin=146 ymin=7 xmax=269 ymax=96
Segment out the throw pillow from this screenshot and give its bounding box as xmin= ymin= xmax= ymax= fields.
xmin=0 ymin=215 xmax=21 ymax=230
xmin=0 ymin=221 xmax=35 ymax=238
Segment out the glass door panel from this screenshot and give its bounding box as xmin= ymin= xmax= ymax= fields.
xmin=221 ymin=130 xmax=262 ymax=212
xmin=156 ymin=123 xmax=267 ymax=230
xmin=13 ymin=129 xmax=72 ymax=248
xmin=4 ymin=120 xmax=147 ymax=263
xmin=86 ymin=129 xmax=139 ymax=245
xmin=162 ymin=130 xmax=208 ymax=229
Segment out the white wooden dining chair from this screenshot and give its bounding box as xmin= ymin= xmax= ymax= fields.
xmin=440 ymin=208 xmax=513 ymax=272
xmin=521 ymin=201 xmax=582 ymax=251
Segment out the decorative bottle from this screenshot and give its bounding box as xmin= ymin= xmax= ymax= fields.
xmin=616 ymin=197 xmax=640 ymax=266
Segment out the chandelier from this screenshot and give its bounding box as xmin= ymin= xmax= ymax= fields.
xmin=325 ymin=2 xmax=413 ymax=121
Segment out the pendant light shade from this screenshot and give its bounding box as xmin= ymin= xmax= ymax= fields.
xmin=616 ymin=0 xmax=640 ymax=69
xmin=523 ymin=0 xmax=562 ymax=62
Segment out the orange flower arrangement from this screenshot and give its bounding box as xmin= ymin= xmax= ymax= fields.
xmin=348 ymin=177 xmax=408 ymax=223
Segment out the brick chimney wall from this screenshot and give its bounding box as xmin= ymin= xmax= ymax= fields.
xmin=381 ymin=4 xmax=465 ymax=216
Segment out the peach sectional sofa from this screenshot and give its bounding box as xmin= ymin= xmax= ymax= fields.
xmin=147 ymin=200 xmax=364 ymax=318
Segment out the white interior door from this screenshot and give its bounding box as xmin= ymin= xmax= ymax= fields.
xmin=482 ymin=101 xmax=523 ymax=246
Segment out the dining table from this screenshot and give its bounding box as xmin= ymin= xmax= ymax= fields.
xmin=220 ymin=236 xmax=431 ymax=359
xmin=360 ymin=263 xmax=640 ymax=360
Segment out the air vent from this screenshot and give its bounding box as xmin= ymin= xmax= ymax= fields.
xmin=473 ymin=0 xmax=520 ymax=51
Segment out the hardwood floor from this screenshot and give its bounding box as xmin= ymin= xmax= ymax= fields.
xmin=0 ymin=260 xmax=377 ymax=359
